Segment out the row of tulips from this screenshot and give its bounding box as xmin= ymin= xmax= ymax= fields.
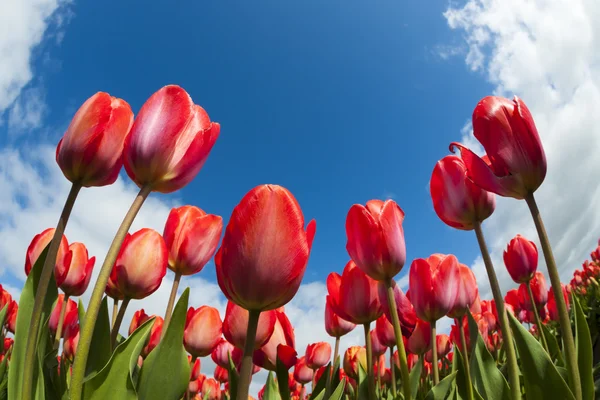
xmin=0 ymin=84 xmax=596 ymax=400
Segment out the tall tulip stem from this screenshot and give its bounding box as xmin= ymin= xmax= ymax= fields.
xmin=237 ymin=310 xmax=260 ymax=400
xmin=389 ymin=346 xmax=397 ymax=397
xmin=325 ymin=336 xmax=340 ymax=399
xmin=525 ymin=282 xmax=549 ymax=353
xmin=431 ymin=322 xmax=439 ymax=385
xmin=22 ymin=182 xmax=81 ymax=400
xmin=161 ymin=272 xmax=182 ymax=339
xmin=458 ymin=316 xmax=474 ymax=400
xmin=70 ymin=185 xmax=152 ymax=400
xmin=384 ymin=279 xmax=411 ymax=400
xmin=110 ymin=297 xmax=131 ymax=348
xmin=473 ymin=221 xmax=521 ymax=400
xmin=53 ymin=294 xmax=70 ymax=350
xmin=111 ymin=299 xmax=119 ymax=329
xmin=333 ymin=336 xmax=340 ymax=366
xmin=525 ymin=193 xmax=581 ymax=400
xmin=363 ymin=323 xmax=375 ymax=400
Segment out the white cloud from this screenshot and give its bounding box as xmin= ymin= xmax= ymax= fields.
xmin=444 ymin=0 xmax=600 ymax=297
xmin=7 ymin=86 xmax=47 ymax=134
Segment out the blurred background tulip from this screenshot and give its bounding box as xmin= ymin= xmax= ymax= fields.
xmin=211 ymin=338 xmax=235 ymax=368
xmin=253 ymin=309 xmax=295 ymax=371
xmin=222 ymin=301 xmax=276 ymax=350
xmin=305 ymin=342 xmax=331 ymax=370
xmin=293 ymin=356 xmax=313 ymax=384
xmin=504 ymin=235 xmax=538 ymax=284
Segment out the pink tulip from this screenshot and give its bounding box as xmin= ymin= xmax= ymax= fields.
xmin=305 ymin=342 xmax=331 ymax=369
xmin=375 ymin=314 xmax=396 ymax=348
xmin=406 ymin=318 xmax=431 ymax=356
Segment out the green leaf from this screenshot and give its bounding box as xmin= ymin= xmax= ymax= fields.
xmin=466 ymin=312 xmax=510 ymax=400
xmin=137 ymin=288 xmax=191 ymax=400
xmin=78 ymin=299 xmax=86 ymax=330
xmin=539 ymin=321 xmax=564 ymax=366
xmin=408 ymin=355 xmax=423 ymax=400
xmin=574 ymin=296 xmax=594 ymax=400
xmin=0 ymin=305 xmax=8 ymax=332
xmin=8 ymin=246 xmax=57 ymax=400
xmin=507 ymin=311 xmax=575 ymax=400
xmin=328 ymin=378 xmax=346 ymax=400
xmin=0 ymin=354 xmax=9 ymax=387
xmin=85 ymin=297 xmax=112 ymax=377
xmin=309 ymin=364 xmax=330 ymax=400
xmin=356 ymin=361 xmax=369 ymax=400
xmin=263 ymin=371 xmax=281 ymax=400
xmin=275 ymin=356 xmax=291 ymax=400
xmin=82 ymin=317 xmax=154 ymax=399
xmin=425 ymin=372 xmax=456 ymax=400
xmin=330 ymin=355 xmax=342 ymax=395
xmin=227 ymin=352 xmax=239 ymax=400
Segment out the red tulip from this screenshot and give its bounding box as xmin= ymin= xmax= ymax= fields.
xmin=305 ymin=342 xmax=331 ymax=369
xmin=201 ymin=378 xmax=222 ymax=400
xmin=406 ymin=318 xmax=431 ymax=355
xmin=105 ymin=271 xmax=125 ymax=301
xmin=343 ymin=346 xmax=367 ymax=380
xmin=6 ymin=301 xmax=17 ymax=334
xmin=49 ymin=294 xmax=78 ymax=337
xmin=189 ymin=373 xmax=206 ymax=395
xmin=0 ymin=288 xmax=13 ymax=318
xmin=25 ymin=228 xmax=69 ymax=277
xmin=253 ymin=309 xmax=296 ymax=371
xmin=346 ymin=198 xmax=408 ymax=281
xmin=63 ymin=323 xmax=80 ymax=362
xmin=190 ymin=356 xmax=202 ymax=380
xmin=2 ymin=338 xmax=13 ymax=355
xmin=327 ymin=261 xmax=383 ymax=324
xmin=377 ymin=280 xmax=417 ymax=335
xmin=450 ymin=96 xmax=546 ymax=199
xmin=56 ymin=92 xmax=134 ymax=187
xmin=141 ymin=316 xmax=164 ymax=357
xmin=430 ymin=155 xmax=495 ymax=230
xmin=518 ymin=272 xmax=548 ymax=311
xmin=123 ymin=85 xmax=220 ymax=193
xmin=504 ymin=289 xmax=521 ymax=317
xmin=59 ymin=242 xmax=95 ymax=296
xmin=409 ymin=254 xmax=461 ymax=322
xmin=211 ymin=338 xmax=236 ymax=368
xmin=128 ymin=309 xmax=152 ymax=334
xmin=214 ymin=365 xmax=229 ymax=383
xmin=110 ymin=229 xmax=167 ymax=299
xmin=163 ymin=205 xmax=223 ymax=276
xmin=324 ymin=295 xmax=356 ymax=337
xmin=222 ymin=301 xmax=276 ymax=350
xmin=230 ymin=347 xmax=262 ymax=375
xmin=447 ymin=263 xmax=478 ymax=318
xmin=370 ymin=329 xmax=387 ymax=357
xmin=436 ymin=334 xmax=452 ymax=358
xmin=216 ymin=185 xmax=316 ymax=311
xmin=504 ymin=235 xmax=538 ymax=284
xmin=293 ymin=356 xmax=314 ymax=384
xmin=375 ymin=314 xmax=396 ymax=348
xmin=547 ymin=284 xmax=569 ymax=322
xmin=184 ymin=306 xmax=223 ymax=357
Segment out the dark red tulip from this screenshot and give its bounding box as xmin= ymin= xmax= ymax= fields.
xmin=547 ymin=284 xmax=569 ymax=322
xmin=377 ymin=280 xmax=416 ymax=336
xmin=214 ymin=366 xmax=229 ymax=384
xmin=370 ymin=329 xmax=387 ymax=357
xmin=324 ymin=295 xmax=356 ymax=338
xmin=63 ymin=323 xmax=79 ymax=362
xmin=375 ymin=314 xmax=396 ymax=348
xmin=518 ymin=272 xmax=548 ymax=311
xmin=504 ymin=235 xmax=538 ymax=284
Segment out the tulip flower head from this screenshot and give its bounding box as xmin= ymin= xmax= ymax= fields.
xmin=63 ymin=323 xmax=80 ymax=362
xmin=503 ymin=235 xmax=538 ymax=284
xmin=49 ymin=294 xmax=78 ymax=337
xmin=222 ymin=301 xmax=277 ymax=350
xmin=518 ymin=271 xmax=548 ymax=312
xmin=377 ymin=280 xmax=417 ymax=335
xmin=343 ymin=346 xmax=367 ymax=380
xmin=253 ymin=309 xmax=296 ymax=371
xmin=211 ymin=338 xmax=236 ymax=368
xmin=25 ymin=228 xmax=69 ymax=278
xmin=184 ymin=306 xmax=223 ymax=358
xmin=447 ymin=263 xmax=478 ymax=318
xmin=305 ymin=342 xmax=331 ymax=370
xmin=406 ymin=318 xmax=431 ymax=355
xmin=375 ymin=314 xmax=396 ymax=348
xmin=324 ymin=295 xmax=356 ymax=338
xmin=293 ymin=356 xmax=314 ymax=384
xmin=59 ymin=242 xmax=96 ymax=297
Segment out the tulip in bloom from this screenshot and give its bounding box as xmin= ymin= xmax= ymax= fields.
xmin=201 ymin=378 xmax=221 ymax=400
xmin=327 ymin=261 xmax=383 ymax=324
xmin=222 ymin=301 xmax=276 ymax=349
xmin=375 ymin=314 xmax=396 ymax=348
xmin=25 ymin=228 xmax=69 ymax=277
xmin=377 ymin=280 xmax=417 ymax=335
xmin=503 ymin=235 xmax=538 ymax=284
xmin=293 ymin=356 xmax=314 ymax=384
xmin=59 ymin=242 xmax=95 ymax=296
xmin=447 ymin=263 xmax=478 ymax=318
xmin=214 ymin=366 xmax=229 ymax=384
xmin=211 ymin=338 xmax=236 ymax=368
xmin=253 ymin=309 xmax=296 ymax=371
xmin=110 ymin=229 xmax=167 ymax=299
xmin=216 ymin=185 xmax=316 ymax=311
xmin=343 ymin=346 xmax=367 ymax=380
xmin=324 ymin=295 xmax=356 ymax=337
xmin=430 ymin=155 xmax=495 ymax=230
xmin=409 ymin=254 xmax=461 ymax=322
xmin=49 ymin=294 xmax=78 ymax=337
xmin=450 ymin=96 xmax=546 ymax=199
xmin=346 ymin=199 xmax=406 ymax=281
xmin=123 ymin=85 xmax=220 ymax=193
xmin=163 ymin=205 xmax=223 ymax=276
xmin=518 ymin=271 xmax=548 ymax=312
xmin=184 ymin=306 xmax=223 ymax=357
xmin=305 ymin=342 xmax=331 ymax=369
xmin=406 ymin=318 xmax=431 ymax=355
xmin=56 ymin=92 xmax=134 ymax=187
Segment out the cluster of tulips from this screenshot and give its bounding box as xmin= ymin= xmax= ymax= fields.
xmin=0 ymin=85 xmax=597 ymax=400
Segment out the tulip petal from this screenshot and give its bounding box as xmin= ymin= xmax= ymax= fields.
xmin=277 ymin=344 xmax=298 ymax=370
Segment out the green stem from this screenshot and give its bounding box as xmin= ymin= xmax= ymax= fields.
xmin=363 ymin=323 xmax=375 ymax=400
xmin=525 ymin=193 xmax=581 ymax=400
xmin=431 ymin=321 xmax=439 ymax=385
xmin=21 ymin=182 xmax=81 ymax=400
xmin=161 ymin=272 xmax=182 ymax=340
xmin=333 ymin=336 xmax=340 ymax=367
xmin=324 ymin=336 xmax=339 ymax=399
xmin=389 ymin=346 xmax=397 ymax=397
xmin=110 ymin=297 xmax=130 ymax=349
xmin=70 ymin=185 xmax=151 ymax=400
xmin=458 ymin=316 xmax=474 ymax=400
xmin=111 ymin=299 xmax=119 ymax=329
xmin=236 ymin=310 xmax=260 ymax=400
xmin=473 ymin=221 xmax=522 ymax=400
xmin=526 ymin=281 xmax=550 ymax=354
xmin=53 ymin=294 xmax=70 ymax=350
xmin=385 ymin=279 xmax=411 ymax=400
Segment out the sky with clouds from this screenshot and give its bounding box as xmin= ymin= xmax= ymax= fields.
xmin=1 ymin=0 xmax=599 ymax=395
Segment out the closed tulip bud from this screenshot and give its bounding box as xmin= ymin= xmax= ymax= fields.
xmin=547 ymin=284 xmax=569 ymax=322
xmin=49 ymin=294 xmax=78 ymax=337
xmin=222 ymin=301 xmax=277 ymax=350
xmin=447 ymin=263 xmax=478 ymax=318
xmin=450 ymin=96 xmax=546 ymax=199
xmin=141 ymin=316 xmax=163 ymax=357
xmin=123 ymin=85 xmax=220 ymax=193
xmin=305 ymin=342 xmax=331 ymax=369
xmin=293 ymin=356 xmax=314 ymax=384
xmin=343 ymin=346 xmax=367 ymax=380
xmin=504 ymin=235 xmax=538 ymax=284
xmin=163 ymin=206 xmax=223 ymax=276
xmin=346 ymin=199 xmax=407 ymax=281
xmin=253 ymin=309 xmax=296 ymax=371
xmin=110 ymin=229 xmax=167 ymax=299
xmin=25 ymin=228 xmax=69 ymax=277
xmin=190 ymin=357 xmax=202 ymax=380
xmin=211 ymin=338 xmax=235 ymax=368
xmin=430 ymin=155 xmax=495 ymax=230
xmin=214 ymin=366 xmax=229 ymax=383
xmin=201 ymin=378 xmax=222 ymax=400
xmin=59 ymin=242 xmax=95 ymax=296
xmin=518 ymin=271 xmax=548 ymax=311
xmin=377 ymin=280 xmax=416 ymax=336
xmin=324 ymin=295 xmax=356 ymax=338
xmin=216 ymin=185 xmax=316 ymax=311
xmin=0 ymin=288 xmax=13 ymax=317
xmin=409 ymin=254 xmax=461 ymax=322
xmin=375 ymin=314 xmax=396 ymax=348
xmin=370 ymin=329 xmax=387 ymax=357
xmin=128 ymin=309 xmax=151 ymax=335
xmin=63 ymin=323 xmax=80 ymax=362
xmin=327 ymin=261 xmax=383 ymax=325
xmin=56 ymin=92 xmax=134 ymax=187
xmin=184 ymin=306 xmax=223 ymax=357
xmin=504 ymin=289 xmax=521 ymax=316
xmin=6 ymin=301 xmax=17 ymax=334
xmin=406 ymin=318 xmax=431 ymax=356
xmin=436 ymin=334 xmax=452 ymax=358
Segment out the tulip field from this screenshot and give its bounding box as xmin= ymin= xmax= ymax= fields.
xmin=0 ymin=87 xmax=598 ymax=400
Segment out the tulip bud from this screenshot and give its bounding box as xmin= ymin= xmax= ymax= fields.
xmin=6 ymin=301 xmax=17 ymax=334
xmin=163 ymin=205 xmax=223 ymax=276
xmin=222 ymin=301 xmax=276 ymax=350
xmin=56 ymin=92 xmax=134 ymax=187
xmin=293 ymin=356 xmax=314 ymax=384
xmin=190 ymin=356 xmax=202 ymax=381
xmin=211 ymin=338 xmax=236 ymax=368
xmin=518 ymin=271 xmax=548 ymax=311
xmin=216 ymin=185 xmax=316 ymax=311
xmin=59 ymin=242 xmax=95 ymax=296
xmin=128 ymin=309 xmax=151 ymax=335
xmin=377 ymin=280 xmax=416 ymax=336
xmin=141 ymin=316 xmax=164 ymax=357
xmin=184 ymin=306 xmax=223 ymax=357
xmin=305 ymin=342 xmax=331 ymax=370
xmin=253 ymin=309 xmax=296 ymax=371
xmin=504 ymin=235 xmax=538 ymax=284
xmin=547 ymin=284 xmax=569 ymax=322
xmin=343 ymin=346 xmax=367 ymax=380
xmin=324 ymin=295 xmax=356 ymax=338
xmin=25 ymin=228 xmax=69 ymax=277
xmin=201 ymin=378 xmax=221 ymax=400
xmin=49 ymin=294 xmax=78 ymax=337
xmin=63 ymin=323 xmax=80 ymax=362
xmin=375 ymin=314 xmax=396 ymax=348
xmin=214 ymin=365 xmax=229 ymax=384
xmin=370 ymin=329 xmax=387 ymax=357
xmin=406 ymin=318 xmax=431 ymax=355
xmin=447 ymin=263 xmax=478 ymax=318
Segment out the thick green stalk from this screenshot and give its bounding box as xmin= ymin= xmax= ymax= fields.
xmin=111 ymin=299 xmax=119 ymax=329
xmin=21 ymin=182 xmax=81 ymax=400
xmin=110 ymin=297 xmax=130 ymax=348
xmin=237 ymin=310 xmax=260 ymax=400
xmin=526 ymin=282 xmax=550 ymax=354
xmin=473 ymin=221 xmax=521 ymax=400
xmin=53 ymin=294 xmax=70 ymax=350
xmin=363 ymin=323 xmax=375 ymax=400
xmin=161 ymin=272 xmax=182 ymax=340
xmin=389 ymin=346 xmax=397 ymax=397
xmin=525 ymin=194 xmax=581 ymax=400
xmin=458 ymin=316 xmax=474 ymax=400
xmin=384 ymin=279 xmax=411 ymax=400
xmin=324 ymin=336 xmax=340 ymax=398
xmin=431 ymin=322 xmax=439 ymax=385
xmin=70 ymin=185 xmax=151 ymax=400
